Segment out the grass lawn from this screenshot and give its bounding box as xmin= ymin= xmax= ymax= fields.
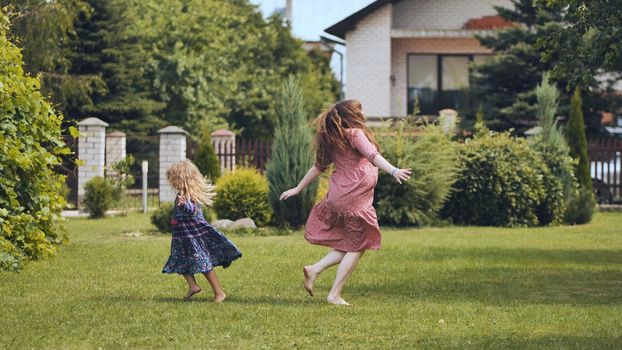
xmin=1 ymin=212 xmax=621 ymax=349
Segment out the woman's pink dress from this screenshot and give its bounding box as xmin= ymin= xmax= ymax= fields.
xmin=305 ymin=128 xmax=381 ymax=252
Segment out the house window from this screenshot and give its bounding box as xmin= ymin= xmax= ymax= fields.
xmin=407 ymin=54 xmax=491 ymax=115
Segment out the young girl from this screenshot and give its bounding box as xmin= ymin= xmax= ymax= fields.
xmin=280 ymin=100 xmax=411 ymax=306
xmin=162 ymin=159 xmax=242 ymax=303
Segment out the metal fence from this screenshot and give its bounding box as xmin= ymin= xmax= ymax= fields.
xmin=588 ymin=138 xmax=622 ymax=203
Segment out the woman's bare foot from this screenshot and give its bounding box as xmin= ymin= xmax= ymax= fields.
xmin=184 ymin=287 xmax=202 ymax=300
xmin=213 ymin=293 xmax=227 ymax=304
xmin=326 ymin=295 xmax=350 ymax=306
xmin=303 ymin=266 xmax=318 ymax=296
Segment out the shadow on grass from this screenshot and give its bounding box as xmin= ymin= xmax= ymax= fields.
xmin=358 ymin=246 xmax=622 ymax=306
xmin=92 ymin=294 xmax=320 ymax=306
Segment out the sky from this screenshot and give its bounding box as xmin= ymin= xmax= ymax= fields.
xmin=248 ymin=0 xmax=376 ymax=88
xmin=248 ymin=0 xmax=375 ymax=41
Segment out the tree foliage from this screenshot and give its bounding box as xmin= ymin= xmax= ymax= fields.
xmin=266 ymin=76 xmax=317 ymax=228
xmin=7 ymin=0 xmax=338 ymax=139
xmin=470 ymin=0 xmax=618 ymax=135
xmin=0 ymin=11 xmax=69 ymax=270
xmin=537 ymin=0 xmax=622 ymax=87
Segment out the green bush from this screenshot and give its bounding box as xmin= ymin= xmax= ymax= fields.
xmin=564 ymin=187 xmax=596 ymax=225
xmin=83 ymin=177 xmax=115 ymax=218
xmin=0 ymin=12 xmax=69 ymax=270
xmin=151 ymin=202 xmax=174 ymax=233
xmin=214 ymin=167 xmax=271 ymax=227
xmin=531 ymin=74 xmax=577 ymax=225
xmin=442 ymin=128 xmax=565 ymax=227
xmin=266 ymin=76 xmax=317 ymax=228
xmin=374 ymin=119 xmax=461 ymax=226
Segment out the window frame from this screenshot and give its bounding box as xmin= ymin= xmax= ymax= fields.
xmin=406 ymin=53 xmax=493 ymax=114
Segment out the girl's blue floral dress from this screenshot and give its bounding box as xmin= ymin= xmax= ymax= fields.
xmin=162 ymin=195 xmax=242 ymax=275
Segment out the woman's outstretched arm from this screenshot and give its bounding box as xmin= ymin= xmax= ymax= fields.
xmin=372 ymin=154 xmax=411 ymax=184
xmin=279 ymin=166 xmax=323 ymax=200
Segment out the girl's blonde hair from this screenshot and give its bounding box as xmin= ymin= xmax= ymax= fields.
xmin=166 ymin=159 xmax=216 ymax=206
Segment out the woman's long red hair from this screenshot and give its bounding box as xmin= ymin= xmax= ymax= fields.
xmin=312 ymin=100 xmax=380 ymax=168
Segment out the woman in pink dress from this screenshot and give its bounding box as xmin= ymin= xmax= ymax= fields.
xmin=280 ymin=100 xmax=411 ymax=305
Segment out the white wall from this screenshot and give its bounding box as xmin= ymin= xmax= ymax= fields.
xmin=392 ymin=0 xmax=514 ymax=30
xmin=345 ymin=3 xmax=393 ymax=117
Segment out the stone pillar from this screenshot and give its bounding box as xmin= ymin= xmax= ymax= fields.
xmin=105 ymin=131 xmax=126 ymax=177
xmin=211 ymin=129 xmax=236 ymax=173
xmin=158 ymin=126 xmax=188 ymax=203
xmin=439 ymin=109 xmax=458 ymax=134
xmin=77 ymin=117 xmax=108 ymax=208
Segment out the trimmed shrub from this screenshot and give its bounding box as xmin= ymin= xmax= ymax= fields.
xmin=266 ymin=76 xmax=317 ymax=228
xmin=83 ymin=177 xmax=115 ymax=218
xmin=442 ymin=128 xmax=565 ymax=227
xmin=374 ymin=119 xmax=461 ymax=226
xmin=214 ymin=167 xmax=271 ymax=226
xmin=151 ymin=203 xmax=174 ymax=233
xmin=194 ymin=128 xmax=221 ymax=180
xmin=564 ymin=188 xmax=596 ymax=225
xmin=0 ymin=12 xmax=69 ymax=270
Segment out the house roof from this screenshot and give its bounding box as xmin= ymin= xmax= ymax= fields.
xmin=325 ymin=0 xmax=401 ymax=39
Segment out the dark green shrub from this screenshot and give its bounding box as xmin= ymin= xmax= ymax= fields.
xmin=442 ymin=128 xmax=565 ymax=227
xmin=194 ymin=128 xmax=221 ymax=180
xmin=151 ymin=203 xmax=174 ymax=233
xmin=83 ymin=177 xmax=115 ymax=218
xmin=564 ymin=188 xmax=596 ymax=225
xmin=0 ymin=12 xmax=69 ymax=270
xmin=266 ymin=76 xmax=317 ymax=228
xmin=214 ymin=167 xmax=271 ymax=226
xmin=374 ymin=119 xmax=461 ymax=226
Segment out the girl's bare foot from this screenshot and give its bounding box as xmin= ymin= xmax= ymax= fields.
xmin=184 ymin=287 xmax=202 ymax=300
xmin=213 ymin=293 xmax=227 ymax=304
xmin=326 ymin=295 xmax=350 ymax=306
xmin=303 ymin=266 xmax=317 ymax=296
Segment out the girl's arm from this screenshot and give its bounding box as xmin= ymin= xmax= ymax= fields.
xmin=372 ymin=154 xmax=411 ymax=184
xmin=279 ymin=166 xmax=323 ymax=201
xmin=351 ymin=129 xmax=411 ymax=184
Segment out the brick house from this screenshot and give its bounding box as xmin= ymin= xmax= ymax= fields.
xmin=324 ymin=0 xmax=515 ymax=119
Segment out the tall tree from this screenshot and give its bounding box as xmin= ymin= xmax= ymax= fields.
xmin=566 ymin=88 xmax=592 ymax=191
xmin=68 ymin=0 xmax=164 ymax=132
xmin=1 ymin=0 xmax=104 ymax=118
xmin=470 ymin=0 xmax=618 ymax=135
xmin=266 ymin=76 xmax=317 ymax=228
xmin=537 ymin=0 xmax=622 ymax=88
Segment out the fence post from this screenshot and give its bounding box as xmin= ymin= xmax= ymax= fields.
xmin=211 ymin=129 xmax=236 ymax=173
xmin=77 ymin=117 xmax=108 ymax=210
xmin=158 ymin=126 xmax=188 ymax=203
xmin=142 ymin=160 xmax=148 ymax=213
xmin=105 ymin=131 xmax=126 ymax=178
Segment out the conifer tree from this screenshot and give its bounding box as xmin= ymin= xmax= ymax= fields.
xmin=566 ymin=88 xmax=592 ymax=192
xmin=266 ymin=76 xmax=317 ymax=228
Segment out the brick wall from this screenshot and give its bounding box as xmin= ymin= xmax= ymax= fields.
xmin=393 ymin=0 xmax=514 ymax=30
xmin=390 ymin=38 xmax=492 ymax=116
xmin=345 ymin=3 xmax=392 ymax=117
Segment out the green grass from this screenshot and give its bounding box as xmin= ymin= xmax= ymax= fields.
xmin=1 ymin=213 xmax=622 ymax=349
